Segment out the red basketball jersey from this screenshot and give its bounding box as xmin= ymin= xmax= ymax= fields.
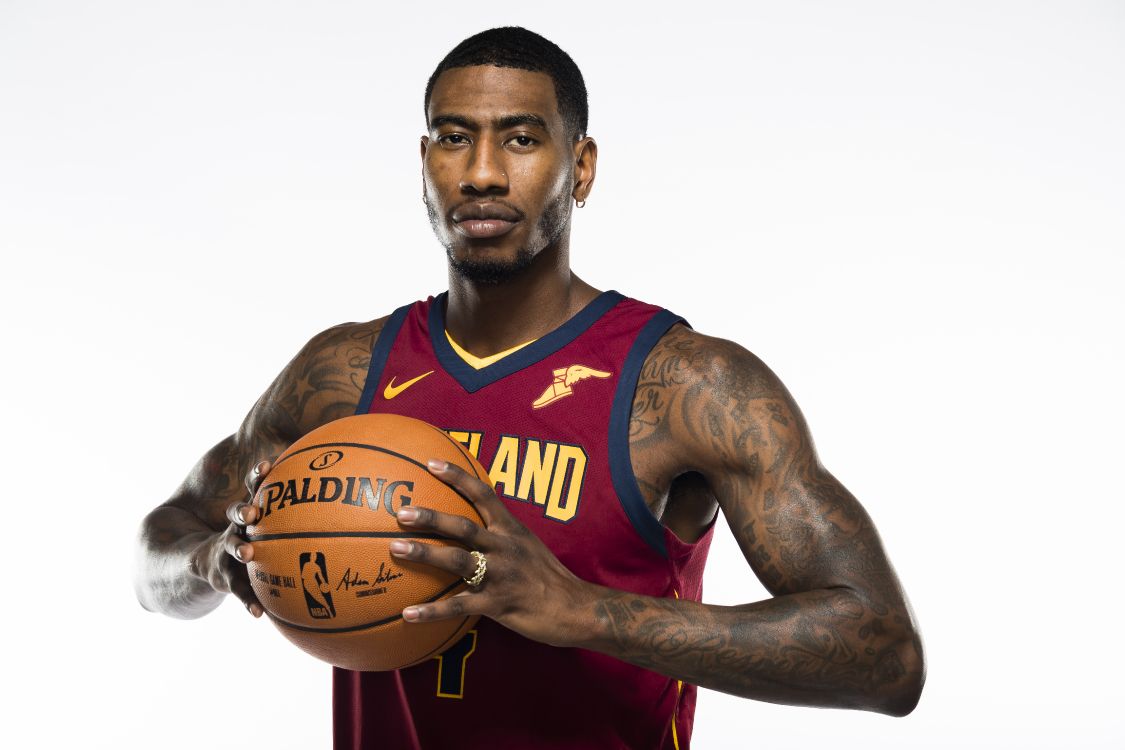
xmin=334 ymin=290 xmax=715 ymax=749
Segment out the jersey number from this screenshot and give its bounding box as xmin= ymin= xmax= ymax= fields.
xmin=434 ymin=630 xmax=477 ymax=699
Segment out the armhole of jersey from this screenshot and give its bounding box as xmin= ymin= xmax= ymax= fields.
xmin=354 ymin=304 xmax=412 ymax=415
xmin=608 ymin=309 xmax=686 ymax=559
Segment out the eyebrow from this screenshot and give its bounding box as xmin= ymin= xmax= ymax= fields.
xmin=429 ymin=113 xmax=549 ymax=132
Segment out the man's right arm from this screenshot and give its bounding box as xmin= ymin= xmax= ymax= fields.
xmin=133 ymin=319 xmax=383 ymax=619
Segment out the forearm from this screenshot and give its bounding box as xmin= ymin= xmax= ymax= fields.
xmin=134 ymin=506 xmax=224 ymax=619
xmin=581 ymin=585 xmax=923 ymax=716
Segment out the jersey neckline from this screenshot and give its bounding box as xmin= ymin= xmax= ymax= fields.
xmin=428 ymin=290 xmax=625 ymax=393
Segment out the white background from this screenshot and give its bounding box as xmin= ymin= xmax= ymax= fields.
xmin=2 ymin=1 xmax=1122 ymax=747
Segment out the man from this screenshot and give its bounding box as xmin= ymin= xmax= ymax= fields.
xmin=135 ymin=26 xmax=924 ymax=749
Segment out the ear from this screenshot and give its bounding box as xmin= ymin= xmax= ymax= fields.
xmin=571 ymin=137 xmax=598 ymax=203
xmin=420 ymin=136 xmax=430 ymax=201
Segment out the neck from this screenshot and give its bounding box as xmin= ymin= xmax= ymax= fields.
xmin=445 ymin=232 xmax=599 ymax=356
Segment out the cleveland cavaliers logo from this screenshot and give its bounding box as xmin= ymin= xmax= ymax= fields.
xmin=532 ymin=365 xmax=612 ymax=409
xmin=299 ymin=552 xmax=337 ymax=619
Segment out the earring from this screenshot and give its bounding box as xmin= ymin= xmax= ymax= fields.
xmin=575 ymin=199 xmax=586 ymax=208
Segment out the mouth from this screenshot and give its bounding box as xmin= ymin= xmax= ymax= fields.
xmin=451 ymin=202 xmax=522 ymax=239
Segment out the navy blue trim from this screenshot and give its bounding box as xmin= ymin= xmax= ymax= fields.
xmin=608 ymin=309 xmax=687 ymax=559
xmin=354 ymin=304 xmax=411 ymax=415
xmin=430 ymin=290 xmax=625 ymax=393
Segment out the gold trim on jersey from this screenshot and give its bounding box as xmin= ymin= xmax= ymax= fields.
xmin=445 ymin=331 xmax=536 ymax=370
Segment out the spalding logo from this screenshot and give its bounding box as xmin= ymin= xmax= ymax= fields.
xmin=309 ymin=450 xmax=344 ymax=471
xmin=259 ymin=476 xmax=414 ymax=517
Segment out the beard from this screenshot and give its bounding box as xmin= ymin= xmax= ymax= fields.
xmin=428 ymin=190 xmax=571 ymax=285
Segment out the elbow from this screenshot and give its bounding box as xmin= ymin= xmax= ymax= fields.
xmin=874 ymin=625 xmax=926 ymax=717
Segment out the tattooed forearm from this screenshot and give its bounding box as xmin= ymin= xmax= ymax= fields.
xmin=622 ymin=326 xmax=924 ymax=714
xmin=137 ymin=318 xmax=384 ymax=616
xmin=589 ymin=587 xmax=916 ymax=715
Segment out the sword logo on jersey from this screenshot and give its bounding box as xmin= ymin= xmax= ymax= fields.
xmin=532 ymin=364 xmax=612 ymax=409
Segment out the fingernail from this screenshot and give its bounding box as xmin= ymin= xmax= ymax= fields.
xmin=397 ymin=507 xmax=418 ymax=522
xmin=234 ymin=546 xmax=244 ymax=562
xmin=402 ymin=607 xmax=420 ymax=622
xmin=390 ymin=540 xmax=412 ymax=555
xmin=427 ymin=459 xmax=448 ymax=471
xmin=249 ymin=602 xmax=263 ymax=618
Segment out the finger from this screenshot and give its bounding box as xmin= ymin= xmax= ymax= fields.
xmin=403 ymin=592 xmax=477 ymax=623
xmin=227 ymin=563 xmax=264 ymax=618
xmin=426 ymin=459 xmax=504 ymax=523
xmin=396 ymin=505 xmax=485 ymax=547
xmin=225 ymin=501 xmax=259 ymax=528
xmin=390 ymin=540 xmax=478 ymax=578
xmin=222 ymin=528 xmax=255 ymax=564
xmin=244 ymin=459 xmax=274 ymax=497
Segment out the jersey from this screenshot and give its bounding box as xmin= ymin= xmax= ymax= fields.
xmin=334 ymin=290 xmax=715 ymax=749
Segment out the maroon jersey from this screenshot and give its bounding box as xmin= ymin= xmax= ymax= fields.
xmin=334 ymin=291 xmax=715 ymax=749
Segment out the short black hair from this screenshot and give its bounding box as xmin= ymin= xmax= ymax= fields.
xmin=424 ymin=27 xmax=588 ymax=140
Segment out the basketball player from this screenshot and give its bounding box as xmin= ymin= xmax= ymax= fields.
xmin=135 ymin=27 xmax=924 ymax=749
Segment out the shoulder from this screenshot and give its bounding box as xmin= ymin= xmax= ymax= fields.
xmin=291 ymin=317 xmax=388 ymax=376
xmin=632 ymin=324 xmax=805 ymax=473
xmin=639 ymin=323 xmax=791 ymax=406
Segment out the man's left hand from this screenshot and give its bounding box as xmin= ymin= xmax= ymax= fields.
xmin=390 ymin=459 xmax=593 ymax=648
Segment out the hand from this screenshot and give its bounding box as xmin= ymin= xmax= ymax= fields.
xmin=191 ymin=459 xmax=273 ymax=618
xmin=391 ymin=459 xmax=592 ymax=647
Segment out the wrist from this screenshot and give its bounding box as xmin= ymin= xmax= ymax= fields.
xmin=184 ymin=531 xmax=219 ymax=584
xmin=551 ymin=579 xmax=612 ymax=649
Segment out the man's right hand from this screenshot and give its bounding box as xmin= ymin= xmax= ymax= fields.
xmin=190 ymin=459 xmax=272 ymax=618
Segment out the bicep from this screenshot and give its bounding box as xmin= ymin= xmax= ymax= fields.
xmin=681 ymin=345 xmax=902 ymax=603
xmin=155 ymin=318 xmax=381 ymax=530
xmin=716 ymin=416 xmax=894 ymax=601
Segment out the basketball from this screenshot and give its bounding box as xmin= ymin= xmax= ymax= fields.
xmin=245 ymin=413 xmax=486 ymax=671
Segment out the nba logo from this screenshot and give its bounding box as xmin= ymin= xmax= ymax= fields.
xmin=298 ymin=552 xmax=337 ymax=619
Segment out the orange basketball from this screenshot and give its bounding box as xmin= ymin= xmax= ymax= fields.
xmin=246 ymin=413 xmax=485 ymax=671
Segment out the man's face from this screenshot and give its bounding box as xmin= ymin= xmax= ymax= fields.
xmin=422 ymin=65 xmax=581 ymax=284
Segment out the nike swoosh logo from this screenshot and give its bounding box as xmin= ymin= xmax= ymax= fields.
xmin=383 ymin=370 xmax=434 ymax=400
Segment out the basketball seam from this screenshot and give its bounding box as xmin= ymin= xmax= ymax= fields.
xmin=247 ymin=531 xmax=448 ymax=542
xmin=428 ymin=424 xmax=485 ymax=482
xmin=270 ymin=441 xmax=433 ymax=473
xmin=406 ymin=616 xmax=474 ymax=666
xmin=423 ymin=424 xmax=488 ymax=526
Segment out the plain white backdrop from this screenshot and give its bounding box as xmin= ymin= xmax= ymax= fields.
xmin=2 ymin=1 xmax=1122 ymax=747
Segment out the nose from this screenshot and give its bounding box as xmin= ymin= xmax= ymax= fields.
xmin=459 ymin=140 xmax=509 ymax=195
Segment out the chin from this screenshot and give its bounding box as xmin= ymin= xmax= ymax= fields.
xmin=446 ymin=245 xmax=537 ymax=285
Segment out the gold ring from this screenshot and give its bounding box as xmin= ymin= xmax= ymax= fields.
xmin=463 ymin=550 xmax=487 ymax=587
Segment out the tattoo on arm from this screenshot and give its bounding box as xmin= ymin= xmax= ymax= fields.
xmin=615 ymin=326 xmax=923 ymax=715
xmin=136 ymin=319 xmax=384 ymax=616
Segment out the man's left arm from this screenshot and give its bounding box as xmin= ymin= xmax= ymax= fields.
xmin=393 ymin=331 xmax=924 ymax=716
xmin=586 ymin=328 xmax=925 ymax=715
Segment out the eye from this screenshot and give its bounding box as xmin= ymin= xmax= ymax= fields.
xmin=506 ymin=135 xmax=537 ymax=150
xmin=438 ymin=133 xmax=471 ymax=148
